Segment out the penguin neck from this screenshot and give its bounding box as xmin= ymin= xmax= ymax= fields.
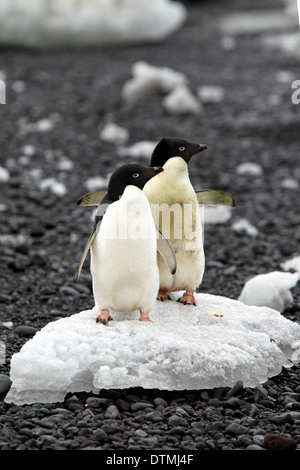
xmin=161 ymin=156 xmax=190 ymax=183
xmin=143 ymin=156 xmax=194 ymax=202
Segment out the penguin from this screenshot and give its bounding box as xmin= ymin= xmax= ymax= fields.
xmin=142 ymin=137 xmax=208 ymax=306
xmin=76 ymin=138 xmax=236 ymax=306
xmin=76 ymin=163 xmax=176 ymax=324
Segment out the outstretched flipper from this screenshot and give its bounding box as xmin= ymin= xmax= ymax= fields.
xmin=156 ymin=227 xmax=176 ymax=275
xmin=196 ymin=190 xmax=236 ymax=208
xmin=77 ymin=190 xmax=107 ymax=207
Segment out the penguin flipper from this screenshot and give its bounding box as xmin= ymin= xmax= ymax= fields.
xmin=77 ymin=191 xmax=107 ymax=206
xmin=156 ymin=227 xmax=176 ymax=275
xmin=196 ymin=190 xmax=236 ymax=208
xmin=76 ymin=229 xmax=97 ymax=281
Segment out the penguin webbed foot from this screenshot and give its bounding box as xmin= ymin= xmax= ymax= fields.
xmin=96 ymin=309 xmax=113 ymax=324
xmin=177 ymin=291 xmax=196 ymax=306
xmin=157 ymin=290 xmax=171 ymax=301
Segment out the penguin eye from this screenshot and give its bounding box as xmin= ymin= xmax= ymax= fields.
xmin=132 ymin=173 xmax=139 ymax=178
xmin=179 ymin=146 xmax=186 ymax=151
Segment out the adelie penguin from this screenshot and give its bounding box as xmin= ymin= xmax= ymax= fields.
xmin=143 ymin=137 xmax=208 ymax=306
xmin=77 ymin=137 xmax=236 ymax=306
xmin=76 ymin=163 xmax=176 ymax=324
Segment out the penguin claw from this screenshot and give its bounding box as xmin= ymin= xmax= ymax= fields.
xmin=157 ymin=290 xmax=171 ymax=301
xmin=96 ymin=310 xmax=113 ymax=324
xmin=177 ymin=292 xmax=196 ymax=306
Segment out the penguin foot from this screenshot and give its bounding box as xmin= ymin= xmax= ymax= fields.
xmin=139 ymin=311 xmax=153 ymax=322
xmin=96 ymin=309 xmax=113 ymax=324
xmin=177 ymin=291 xmax=196 ymax=306
xmin=157 ymin=290 xmax=171 ymax=301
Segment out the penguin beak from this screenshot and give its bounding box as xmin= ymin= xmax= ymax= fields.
xmin=153 ymin=166 xmax=164 ymax=173
xmin=184 ymin=143 xmax=208 ymax=163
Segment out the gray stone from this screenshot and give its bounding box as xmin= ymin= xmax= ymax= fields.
xmin=105 ymin=405 xmax=121 ymax=420
xmin=168 ymin=414 xmax=189 ymax=427
xmin=225 ymin=421 xmax=248 ymax=436
xmin=14 ymin=325 xmax=38 ymax=337
xmin=131 ymin=402 xmax=154 ymax=412
xmin=0 ymin=374 xmax=12 ymax=397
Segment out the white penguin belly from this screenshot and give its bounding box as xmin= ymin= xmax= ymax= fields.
xmin=143 ymin=166 xmax=205 ymax=293
xmin=157 ymin=204 xmax=205 ymax=292
xmin=90 ymin=189 xmax=159 ymax=314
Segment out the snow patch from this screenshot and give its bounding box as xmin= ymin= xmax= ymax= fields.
xmin=236 ymin=162 xmax=264 ymax=177
xmin=281 ymin=256 xmax=300 ymax=274
xmin=203 ymin=206 xmax=232 ymax=225
xmin=6 ymin=292 xmax=300 ymax=405
xmin=238 ymin=271 xmax=300 ymax=313
xmin=121 ymin=61 xmax=188 ymax=101
xmin=99 ymin=123 xmax=129 ymax=145
xmin=0 ymin=166 xmax=10 ymax=182
xmin=281 ymin=178 xmax=299 ymax=190
xmin=39 ymin=178 xmax=67 ymax=197
xmin=117 ymin=141 xmax=157 ymax=160
xmin=197 ymin=85 xmax=225 ymax=103
xmin=84 ymin=176 xmax=109 ymax=192
xmin=232 ymin=218 xmax=259 ymax=238
xmin=162 ymin=85 xmax=202 ymax=115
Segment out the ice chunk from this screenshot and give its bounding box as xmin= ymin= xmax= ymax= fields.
xmin=236 ymin=162 xmax=263 ymax=176
xmin=0 ymin=0 xmax=187 ymax=48
xmin=117 ymin=141 xmax=156 ymax=159
xmin=84 ymin=176 xmax=108 ymax=192
xmin=99 ymin=123 xmax=129 ymax=145
xmin=122 ymin=61 xmax=188 ymax=101
xmin=281 ymin=178 xmax=299 ymax=190
xmin=238 ymin=271 xmax=300 ymax=313
xmin=6 ymin=292 xmax=300 ymax=405
xmin=162 ymin=85 xmax=202 ymax=115
xmin=0 ymin=166 xmax=10 ymax=182
xmin=203 ymin=206 xmax=232 ymax=224
xmin=197 ymin=85 xmax=225 ymax=103
xmin=22 ymin=144 xmax=36 ymax=156
xmin=231 ymin=218 xmax=259 ymax=237
xmin=56 ymin=157 xmax=74 ymax=172
xmin=39 ymin=178 xmax=67 ymax=197
xmin=281 ymin=256 xmax=300 ymax=274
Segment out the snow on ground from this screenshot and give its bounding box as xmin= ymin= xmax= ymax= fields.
xmin=99 ymin=123 xmax=130 ymax=145
xmin=84 ymin=176 xmax=109 ymax=192
xmin=203 ymin=206 xmax=232 ymax=225
xmin=238 ymin=271 xmax=300 ymax=313
xmin=6 ymin=292 xmax=300 ymax=405
xmin=281 ymin=255 xmax=300 ymax=274
xmin=236 ymin=162 xmax=264 ymax=177
xmin=121 ymin=61 xmax=188 ymax=101
xmin=162 ymin=84 xmax=202 ymax=115
xmin=117 ymin=141 xmax=157 ymax=160
xmin=0 ymin=0 xmax=187 ymax=48
xmin=231 ymin=218 xmax=259 ymax=238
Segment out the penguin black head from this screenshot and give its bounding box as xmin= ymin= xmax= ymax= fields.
xmin=150 ymin=137 xmax=207 ymax=167
xmin=107 ymin=163 xmax=163 ymax=201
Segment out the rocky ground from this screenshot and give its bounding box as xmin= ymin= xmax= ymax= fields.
xmin=0 ymin=0 xmax=300 ymax=453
